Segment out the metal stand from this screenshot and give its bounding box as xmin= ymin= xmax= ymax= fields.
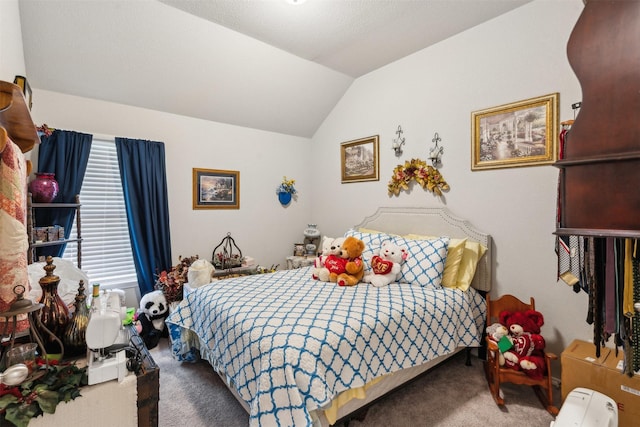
xmin=0 ymin=285 xmax=63 ymax=370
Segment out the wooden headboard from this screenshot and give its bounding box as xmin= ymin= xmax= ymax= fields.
xmin=353 ymin=206 xmax=493 ymax=292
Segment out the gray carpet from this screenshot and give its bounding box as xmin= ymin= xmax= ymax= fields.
xmin=150 ymin=338 xmax=560 ymax=427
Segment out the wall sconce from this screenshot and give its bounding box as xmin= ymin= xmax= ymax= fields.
xmin=429 ymin=132 xmax=444 ymax=167
xmin=392 ymin=125 xmax=405 ymax=157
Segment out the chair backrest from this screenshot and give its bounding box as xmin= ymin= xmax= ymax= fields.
xmin=486 ymin=294 xmax=535 ymax=326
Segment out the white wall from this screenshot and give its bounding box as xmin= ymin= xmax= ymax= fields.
xmin=28 ymin=91 xmax=314 ymax=274
xmin=0 ymin=0 xmax=26 ymax=82
xmin=7 ymin=0 xmax=596 ymax=366
xmin=311 ymin=0 xmax=591 ymax=360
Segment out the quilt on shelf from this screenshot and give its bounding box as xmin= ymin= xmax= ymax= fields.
xmin=167 ymin=266 xmax=486 ymax=427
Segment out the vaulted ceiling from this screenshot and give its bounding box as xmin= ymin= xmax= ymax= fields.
xmin=19 ymin=0 xmax=531 ymax=138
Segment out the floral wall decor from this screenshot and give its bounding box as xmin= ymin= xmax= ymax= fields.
xmin=276 ymin=176 xmax=297 ymax=205
xmin=387 ymin=158 xmax=450 ymax=196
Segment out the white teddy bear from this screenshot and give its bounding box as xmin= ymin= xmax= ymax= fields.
xmin=312 ymin=236 xmax=346 ymax=282
xmin=362 ymin=242 xmax=407 ymax=287
xmin=486 ymin=322 xmax=509 ymax=366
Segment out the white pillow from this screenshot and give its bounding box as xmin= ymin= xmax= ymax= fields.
xmin=392 ymin=236 xmax=449 ymax=287
xmin=28 ymin=257 xmax=89 ymax=307
xmin=187 ymin=259 xmax=215 ymax=288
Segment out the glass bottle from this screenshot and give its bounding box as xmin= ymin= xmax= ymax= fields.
xmin=90 ymin=283 xmax=102 ymax=315
xmin=62 ymin=280 xmax=89 ymax=357
xmin=37 ymin=256 xmax=69 ymax=356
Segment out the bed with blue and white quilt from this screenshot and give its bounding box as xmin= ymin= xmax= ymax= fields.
xmin=167 ymin=207 xmax=493 ymax=427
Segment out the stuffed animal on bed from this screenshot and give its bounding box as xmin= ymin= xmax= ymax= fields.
xmin=335 ymin=236 xmax=366 ymax=287
xmin=316 ymin=237 xmax=348 ymax=282
xmin=499 ymin=309 xmax=547 ymax=380
xmin=312 ymin=236 xmax=345 ymax=282
xmin=136 ymin=290 xmax=170 ymax=350
xmin=362 ymin=242 xmax=407 ymax=287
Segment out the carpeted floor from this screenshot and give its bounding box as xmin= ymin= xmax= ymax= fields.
xmin=150 ymin=338 xmax=560 ymax=427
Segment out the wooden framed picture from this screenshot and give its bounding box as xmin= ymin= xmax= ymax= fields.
xmin=471 ymin=93 xmax=558 ymax=171
xmin=192 ymin=168 xmax=239 ymax=209
xmin=340 ymin=135 xmax=380 ymax=183
xmin=13 ymin=75 xmax=32 ymax=110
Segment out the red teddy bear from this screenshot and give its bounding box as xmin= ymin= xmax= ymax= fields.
xmin=499 ymin=309 xmax=547 ymax=380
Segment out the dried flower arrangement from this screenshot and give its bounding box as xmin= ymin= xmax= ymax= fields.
xmin=154 ymin=255 xmax=199 ymax=303
xmin=387 ymin=158 xmax=450 ymax=196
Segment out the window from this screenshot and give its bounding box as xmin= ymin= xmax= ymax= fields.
xmin=63 ymin=137 xmax=137 ymax=289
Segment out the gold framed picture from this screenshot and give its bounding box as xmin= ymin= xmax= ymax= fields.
xmin=340 ymin=135 xmax=380 ymax=183
xmin=192 ymin=168 xmax=239 ymax=209
xmin=13 ymin=75 xmax=32 ymax=110
xmin=471 ymin=93 xmax=558 ymax=171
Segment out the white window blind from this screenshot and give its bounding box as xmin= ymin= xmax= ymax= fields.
xmin=63 ymin=138 xmax=138 ymax=288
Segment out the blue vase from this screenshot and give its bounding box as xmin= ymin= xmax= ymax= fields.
xmin=278 ymin=191 xmax=292 ymax=205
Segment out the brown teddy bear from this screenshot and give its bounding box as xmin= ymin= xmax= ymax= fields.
xmin=335 ymin=236 xmax=366 ymax=287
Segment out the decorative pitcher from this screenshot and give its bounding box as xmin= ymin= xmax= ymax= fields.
xmin=38 ymin=257 xmax=69 ymax=357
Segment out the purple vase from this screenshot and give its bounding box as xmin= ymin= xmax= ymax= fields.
xmin=29 ymin=172 xmax=59 ymax=203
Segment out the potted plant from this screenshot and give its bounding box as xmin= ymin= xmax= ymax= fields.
xmin=276 ymin=176 xmax=297 ymax=205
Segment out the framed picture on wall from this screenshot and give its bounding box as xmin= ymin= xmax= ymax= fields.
xmin=13 ymin=75 xmax=33 ymax=110
xmin=471 ymin=93 xmax=558 ymax=171
xmin=192 ymin=168 xmax=240 ymax=209
xmin=340 ymin=135 xmax=380 ymax=183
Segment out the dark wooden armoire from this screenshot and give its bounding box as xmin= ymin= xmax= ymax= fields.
xmin=556 ymin=0 xmax=640 ymax=238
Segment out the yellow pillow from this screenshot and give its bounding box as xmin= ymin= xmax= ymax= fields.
xmin=455 ymin=241 xmax=487 ymax=291
xmin=403 ymin=234 xmax=467 ymax=288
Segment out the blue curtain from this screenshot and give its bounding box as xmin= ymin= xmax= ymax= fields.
xmin=115 ymin=137 xmax=172 ymax=295
xmin=36 ymin=130 xmax=92 ymax=258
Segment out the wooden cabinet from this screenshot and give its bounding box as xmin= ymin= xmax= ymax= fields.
xmin=27 ymin=194 xmax=82 ymax=267
xmin=555 ymin=0 xmax=640 ymax=238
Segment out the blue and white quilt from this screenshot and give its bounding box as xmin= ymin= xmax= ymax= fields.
xmin=167 ymin=267 xmax=485 ymax=427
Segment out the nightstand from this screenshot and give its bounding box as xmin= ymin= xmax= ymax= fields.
xmin=286 ymin=256 xmax=316 ymax=269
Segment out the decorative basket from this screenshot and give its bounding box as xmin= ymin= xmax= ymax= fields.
xmin=212 ymin=233 xmax=244 ymax=270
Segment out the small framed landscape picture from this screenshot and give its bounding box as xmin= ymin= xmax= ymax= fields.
xmin=340 ymin=135 xmax=380 ymax=183
xmin=192 ymin=168 xmax=240 ymax=209
xmin=471 ymin=93 xmax=558 ymax=171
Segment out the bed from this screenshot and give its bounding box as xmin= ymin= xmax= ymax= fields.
xmin=167 ymin=206 xmax=492 ymax=426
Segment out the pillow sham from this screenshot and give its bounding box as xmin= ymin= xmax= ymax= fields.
xmin=392 ymin=236 xmax=449 ymax=287
xmin=404 ymin=234 xmax=467 ymax=289
xmin=456 ymin=240 xmax=487 ymax=291
xmin=344 ymin=229 xmax=395 ymax=272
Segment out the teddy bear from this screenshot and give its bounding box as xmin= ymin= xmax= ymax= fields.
xmin=335 ymin=236 xmax=366 ymax=287
xmin=485 ymin=322 xmax=510 ymax=366
xmin=499 ymin=309 xmax=547 ymax=379
xmin=362 ymin=242 xmax=407 ymax=287
xmin=136 ymin=290 xmax=170 ymax=350
xmin=312 ymin=236 xmax=346 ymax=282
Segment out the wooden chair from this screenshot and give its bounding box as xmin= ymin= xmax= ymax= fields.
xmin=484 ymin=294 xmax=559 ymax=415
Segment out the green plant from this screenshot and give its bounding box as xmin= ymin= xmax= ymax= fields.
xmin=0 ymin=362 xmax=88 ymax=427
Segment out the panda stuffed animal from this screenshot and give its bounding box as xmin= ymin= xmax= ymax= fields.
xmin=137 ymin=290 xmax=169 ymax=349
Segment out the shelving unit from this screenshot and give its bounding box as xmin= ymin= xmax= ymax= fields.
xmin=555 ymin=0 xmax=640 ymax=238
xmin=27 ymin=193 xmax=82 ymax=268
